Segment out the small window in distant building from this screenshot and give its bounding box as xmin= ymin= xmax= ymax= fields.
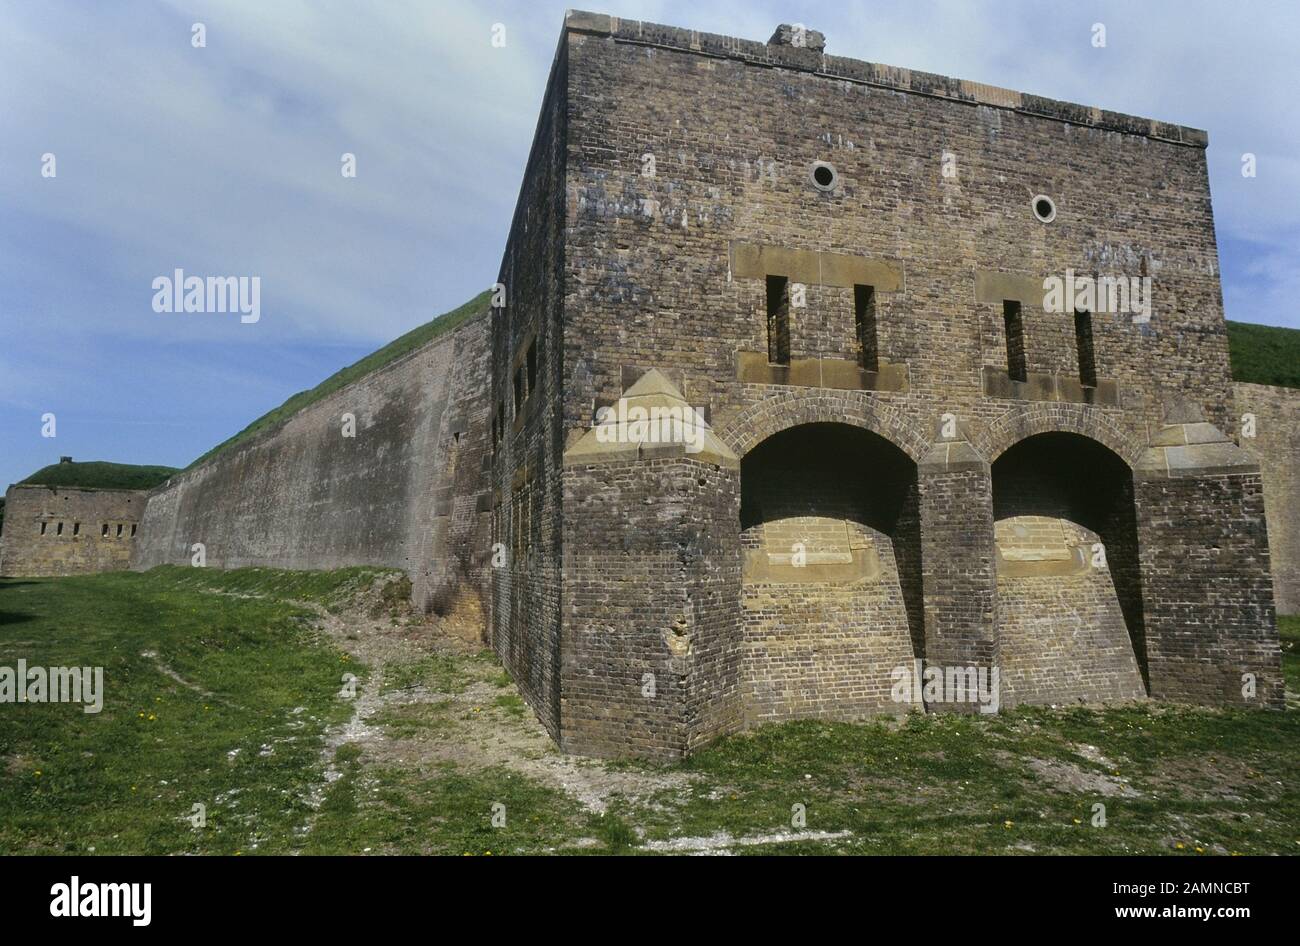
xmin=73 ymin=522 xmax=80 ymax=536
xmin=131 ymin=524 xmax=138 ymax=537
xmin=57 ymin=522 xmax=64 ymax=536
xmin=102 ymin=524 xmax=109 ymax=537
xmin=40 ymin=522 xmax=47 ymax=536
xmin=116 ymin=524 xmax=123 ymax=538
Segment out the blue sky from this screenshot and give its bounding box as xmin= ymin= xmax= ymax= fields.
xmin=2 ymin=0 xmax=1296 ymax=489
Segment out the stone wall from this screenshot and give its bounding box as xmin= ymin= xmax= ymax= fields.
xmin=487 ymin=33 xmax=569 ymax=740
xmin=512 ymin=10 xmax=1283 ymax=750
xmin=122 ymin=10 xmax=1287 ymax=759
xmin=1134 ymin=465 xmax=1281 ymax=707
xmin=738 ymin=422 xmax=920 ymax=723
xmin=1235 ymin=382 xmax=1300 ymax=614
xmin=132 ymin=311 xmax=491 ymax=619
xmin=0 ymin=485 xmax=146 ymax=576
xmin=561 ymin=12 xmax=1234 ymax=459
xmin=995 ymin=517 xmax=1146 ymax=705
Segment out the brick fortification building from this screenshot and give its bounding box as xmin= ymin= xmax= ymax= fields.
xmin=0 ymin=484 xmax=145 ymax=577
xmin=487 ymin=11 xmax=1282 ymax=757
xmin=122 ymin=11 xmax=1289 ymax=759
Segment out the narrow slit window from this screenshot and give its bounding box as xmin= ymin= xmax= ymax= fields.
xmin=116 ymin=524 xmax=123 ymax=538
xmin=131 ymin=524 xmax=138 ymax=537
xmin=513 ymin=494 xmax=523 ymax=559
xmin=56 ymin=522 xmax=64 ymax=536
xmin=40 ymin=522 xmax=47 ymax=536
xmin=73 ymin=522 xmax=80 ymax=536
xmin=766 ymin=275 xmax=791 ymax=366
xmin=854 ymin=284 xmax=878 ymax=371
xmin=102 ymin=523 xmax=109 ymax=537
xmin=1075 ymin=309 xmax=1097 ymax=388
xmin=1003 ymin=300 xmax=1027 ymax=382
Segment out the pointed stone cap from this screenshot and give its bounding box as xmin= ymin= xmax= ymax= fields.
xmin=1135 ymin=423 xmax=1259 ymax=479
xmin=564 ymin=369 xmax=739 ymax=469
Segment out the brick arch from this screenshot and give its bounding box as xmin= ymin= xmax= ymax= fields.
xmin=974 ymin=404 xmax=1144 ymax=468
xmin=720 ymin=391 xmax=931 ymax=462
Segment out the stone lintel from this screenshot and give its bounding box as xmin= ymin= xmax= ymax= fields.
xmin=736 ymin=351 xmax=908 ymax=392
xmin=982 ymin=366 xmax=1120 ymax=407
xmin=731 ymin=242 xmax=904 ymax=290
xmin=975 ymin=272 xmax=1045 ymax=306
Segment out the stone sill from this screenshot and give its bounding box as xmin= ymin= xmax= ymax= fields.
xmin=737 ymin=351 xmax=908 ymax=392
xmin=982 ymin=366 xmax=1119 ymax=407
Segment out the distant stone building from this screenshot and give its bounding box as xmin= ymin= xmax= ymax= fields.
xmin=129 ymin=11 xmax=1293 ymax=759
xmin=0 ymin=484 xmax=146 ymax=577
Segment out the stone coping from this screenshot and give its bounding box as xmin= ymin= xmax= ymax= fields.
xmin=564 ymin=10 xmax=1208 ymax=147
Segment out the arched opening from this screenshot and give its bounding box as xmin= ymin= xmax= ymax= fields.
xmin=739 ymin=423 xmax=922 ymax=724
xmin=991 ymin=432 xmax=1147 ymax=705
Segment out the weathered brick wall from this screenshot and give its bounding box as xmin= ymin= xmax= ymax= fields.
xmin=482 ymin=10 xmax=1284 ymax=754
xmin=1234 ymin=382 xmax=1300 ymax=614
xmin=995 ymin=517 xmax=1146 ymax=705
xmin=1135 ymin=469 xmax=1283 ymax=707
xmin=0 ymin=485 xmax=146 ymax=576
xmin=738 ymin=423 xmax=920 ymax=722
xmin=133 ymin=312 xmax=491 ymax=618
xmin=561 ymin=457 xmax=741 ymax=758
xmin=681 ymin=462 xmax=745 ymax=750
xmin=742 ymin=525 xmax=918 ymax=721
xmin=488 ymin=37 xmax=569 ymax=739
xmin=562 ymin=14 xmax=1232 ymax=460
xmin=917 ymin=452 xmax=1001 ymax=693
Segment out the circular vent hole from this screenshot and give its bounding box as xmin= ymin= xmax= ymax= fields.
xmin=1032 ymin=195 xmax=1056 ymax=223
xmin=811 ymin=162 xmax=837 ymax=191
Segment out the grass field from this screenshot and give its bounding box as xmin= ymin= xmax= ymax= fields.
xmin=1 ymin=568 xmax=1296 ymax=855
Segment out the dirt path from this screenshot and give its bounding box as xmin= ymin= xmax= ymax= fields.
xmin=309 ymin=583 xmax=694 ymax=817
